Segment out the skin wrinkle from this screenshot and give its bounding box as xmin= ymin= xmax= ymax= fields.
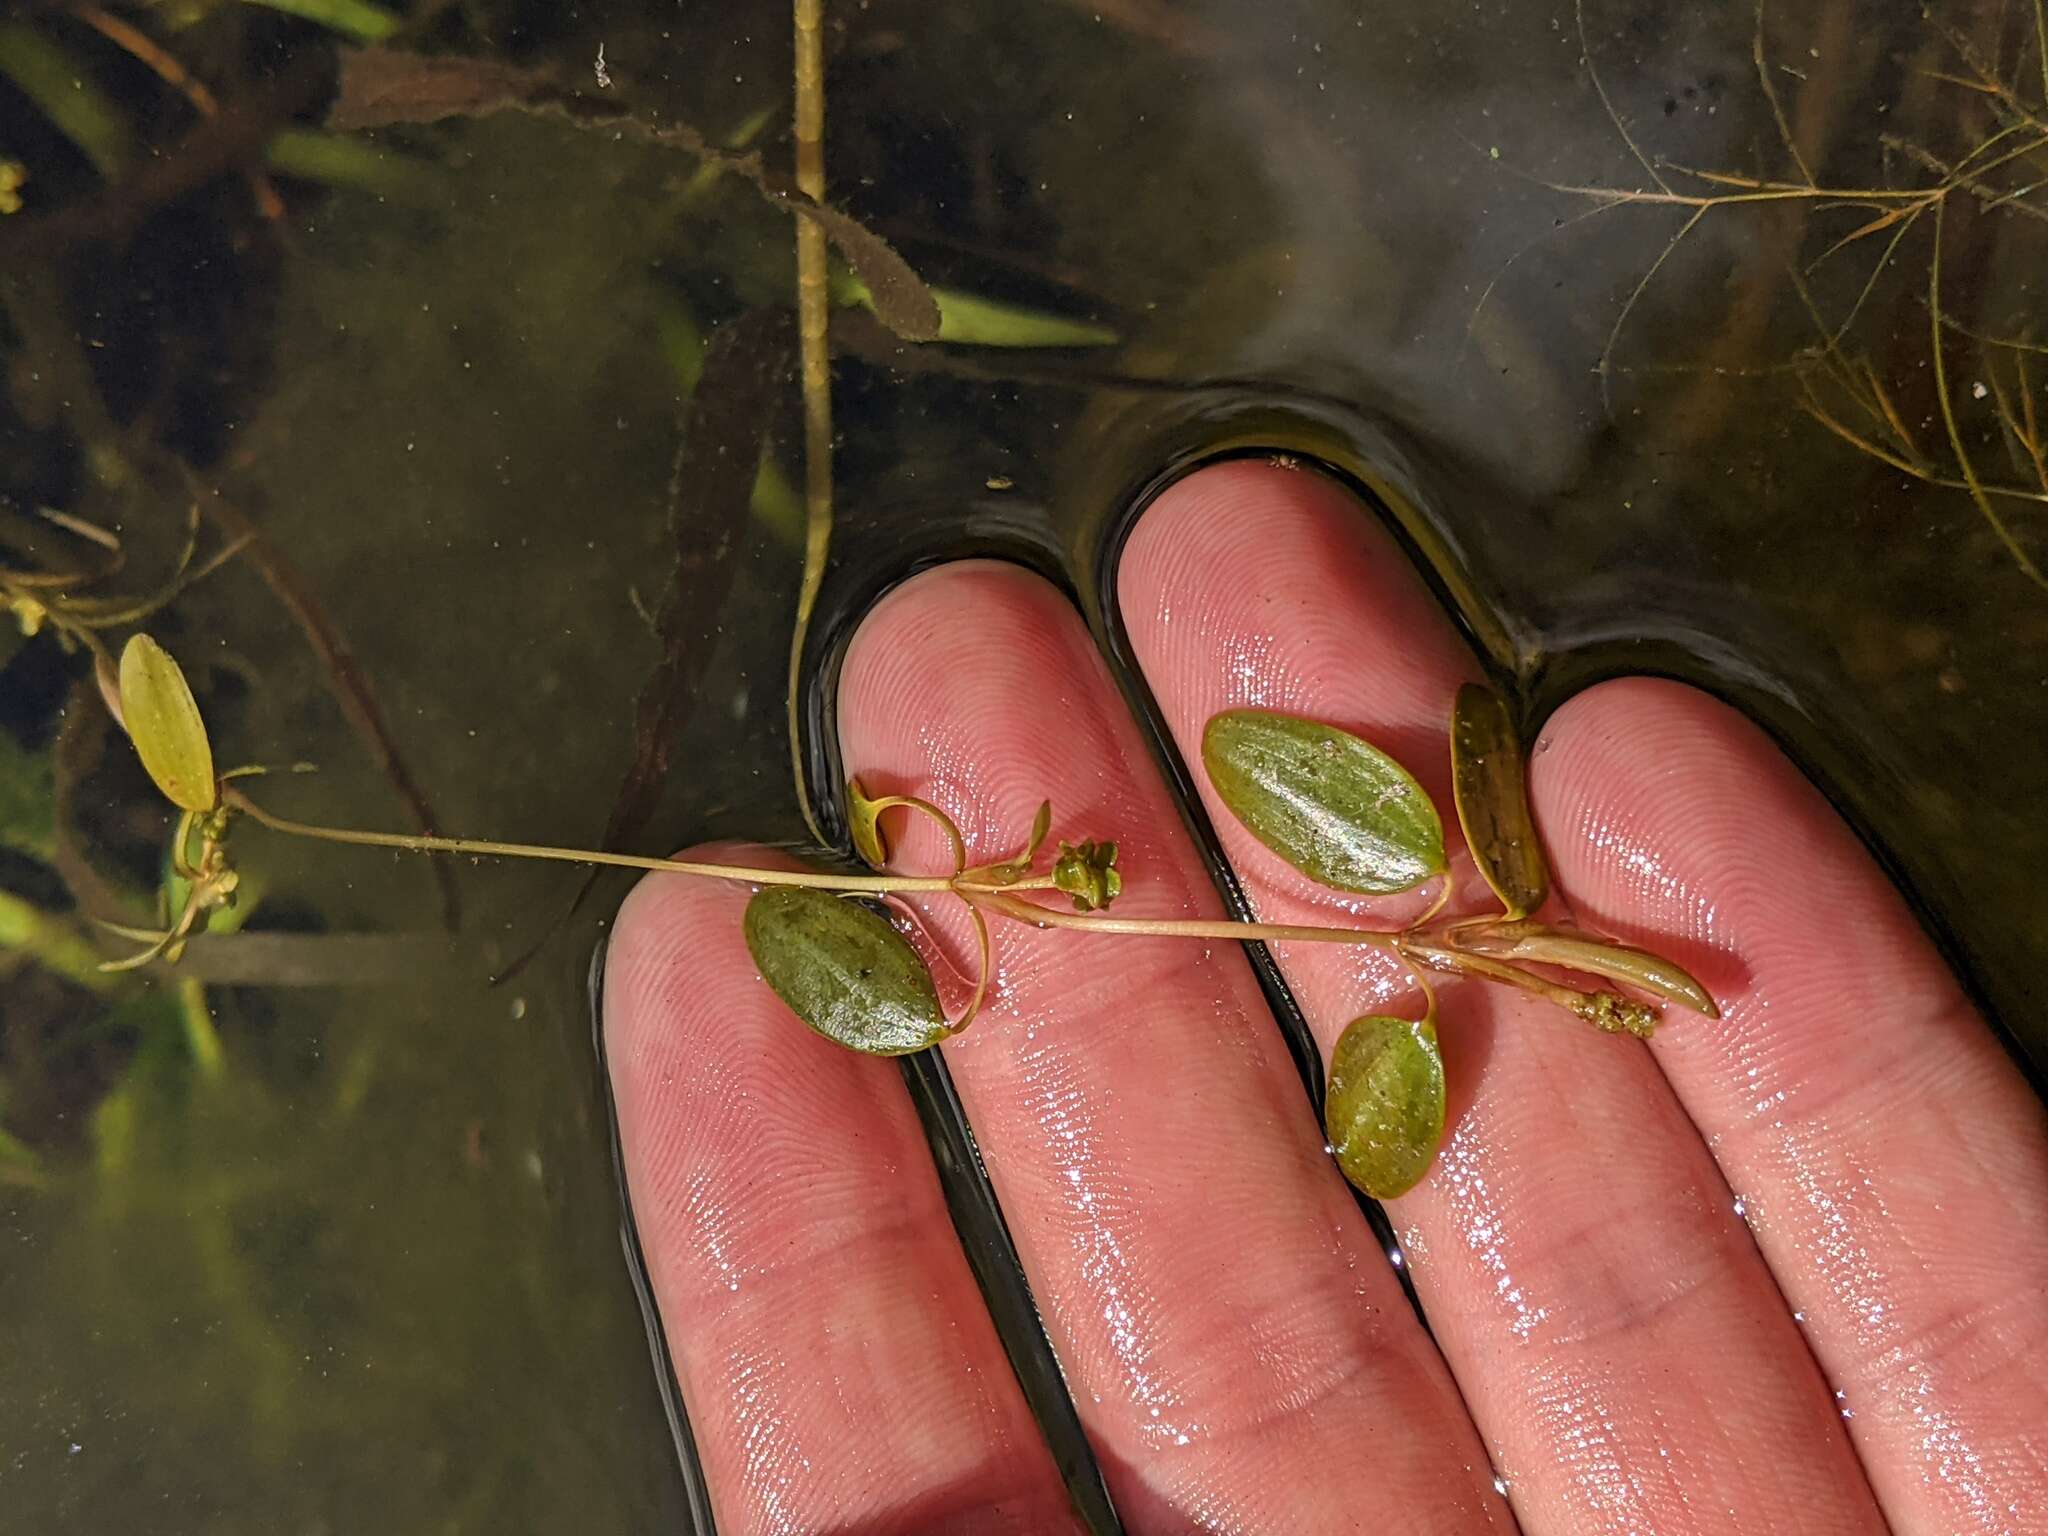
xmin=1534 ymin=678 xmax=2048 ymax=1534
xmin=1119 ymin=460 xmax=1887 ymax=1536
xmin=604 ymin=859 xmax=1082 ymax=1536
xmin=604 ymin=460 xmax=2041 ymax=1532
xmin=840 ymin=558 xmax=1507 ymax=1532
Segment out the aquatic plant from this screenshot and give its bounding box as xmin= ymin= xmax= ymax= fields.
xmin=1497 ymin=0 xmax=2048 ymax=589
xmin=109 ymin=631 xmax=1715 ymax=1198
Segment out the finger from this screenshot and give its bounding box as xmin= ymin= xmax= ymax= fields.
xmin=1120 ymin=460 xmax=1883 ymax=1533
xmin=605 ymin=848 xmax=1081 ymax=1535
xmin=1532 ymin=677 xmax=2048 ymax=1533
xmin=839 ymin=563 xmax=1509 ymax=1533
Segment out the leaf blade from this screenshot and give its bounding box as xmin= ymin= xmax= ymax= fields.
xmin=1324 ymin=1014 xmax=1445 ymax=1199
xmin=118 ymin=635 xmax=216 ymax=813
xmin=1450 ymin=682 xmax=1549 ymax=919
xmin=1203 ymin=709 xmax=1444 ymax=894
xmin=743 ymin=887 xmax=949 ymax=1056
xmin=1494 ymin=928 xmax=1718 ymax=1018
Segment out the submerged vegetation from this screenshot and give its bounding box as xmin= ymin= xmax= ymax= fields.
xmin=1521 ymin=0 xmax=2048 ymax=588
xmin=3 ymin=0 xmax=2045 ymax=1529
xmin=109 ymin=632 xmax=1717 ymax=1198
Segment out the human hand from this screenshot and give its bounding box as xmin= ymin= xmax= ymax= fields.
xmin=604 ymin=462 xmax=2048 ymax=1534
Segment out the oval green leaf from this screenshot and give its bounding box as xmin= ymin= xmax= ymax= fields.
xmin=1324 ymin=1014 xmax=1445 ymax=1200
xmin=743 ymin=886 xmax=948 ymax=1055
xmin=1450 ymin=682 xmax=1548 ymax=919
xmin=1202 ymin=709 xmax=1445 ymax=893
xmin=117 ymin=634 xmax=216 ymax=812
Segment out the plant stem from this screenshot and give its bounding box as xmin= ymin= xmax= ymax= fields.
xmin=223 ymin=790 xmax=958 ymax=895
xmin=968 ymin=889 xmax=1402 ymax=949
xmin=788 ymin=0 xmax=833 ymax=840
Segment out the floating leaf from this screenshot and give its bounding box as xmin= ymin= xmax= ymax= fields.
xmin=1052 ymin=839 xmax=1120 ymax=911
xmin=118 ymin=635 xmax=216 ymax=813
xmin=1325 ymin=1014 xmax=1445 ymax=1199
xmin=1203 ymin=710 xmax=1445 ymax=894
xmin=1484 ymin=927 xmax=1718 ymax=1018
xmin=847 ymin=777 xmax=892 ymax=868
xmin=743 ymin=887 xmax=948 ymax=1055
xmin=1450 ymin=682 xmax=1548 ymax=919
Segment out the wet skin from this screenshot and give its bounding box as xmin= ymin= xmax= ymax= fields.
xmin=604 ymin=462 xmax=2048 ymax=1535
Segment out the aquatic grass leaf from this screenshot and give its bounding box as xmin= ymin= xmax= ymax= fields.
xmin=1324 ymin=1014 xmax=1445 ymax=1200
xmin=0 ymin=22 xmax=131 ymax=179
xmin=118 ymin=635 xmax=216 ymax=813
xmin=1450 ymin=682 xmax=1549 ymax=919
xmin=743 ymin=887 xmax=948 ymax=1056
xmin=1202 ymin=710 xmax=1445 ymax=894
xmin=240 ymin=0 xmax=401 ymax=44
xmin=838 ymin=275 xmax=1117 ymax=348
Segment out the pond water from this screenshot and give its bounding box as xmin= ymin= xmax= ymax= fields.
xmin=3 ymin=1 xmax=2044 ymax=1530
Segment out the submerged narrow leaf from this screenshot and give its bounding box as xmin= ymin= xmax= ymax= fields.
xmin=118 ymin=635 xmax=216 ymax=813
xmin=1324 ymin=1014 xmax=1445 ymax=1199
xmin=743 ymin=887 xmax=948 ymax=1055
xmin=1450 ymin=682 xmax=1549 ymax=919
xmin=1203 ymin=710 xmax=1445 ymax=894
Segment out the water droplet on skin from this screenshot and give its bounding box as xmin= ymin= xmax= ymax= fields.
xmin=1732 ymin=1196 xmax=1747 ymax=1219
xmin=1493 ymin=1475 xmax=1510 ymax=1496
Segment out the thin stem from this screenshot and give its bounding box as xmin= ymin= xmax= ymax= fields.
xmin=1927 ymin=197 xmax=2048 ymax=589
xmin=223 ymin=790 xmax=959 ymax=895
xmin=1401 ymin=940 xmax=1590 ymax=1012
xmin=968 ymin=889 xmax=1402 ymax=949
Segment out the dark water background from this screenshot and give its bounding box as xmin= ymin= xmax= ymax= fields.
xmin=3 ymin=1 xmax=2044 ymax=1529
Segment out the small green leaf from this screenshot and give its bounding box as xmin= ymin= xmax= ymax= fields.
xmin=1203 ymin=710 xmax=1445 ymax=894
xmin=743 ymin=887 xmax=949 ymax=1055
xmin=846 ymin=778 xmax=891 ymax=868
xmin=1325 ymin=1014 xmax=1445 ymax=1200
xmin=1052 ymin=839 xmax=1121 ymax=911
xmin=118 ymin=635 xmax=216 ymax=813
xmin=1450 ymin=682 xmax=1549 ymax=920
xmin=972 ymin=800 xmax=1053 ymax=886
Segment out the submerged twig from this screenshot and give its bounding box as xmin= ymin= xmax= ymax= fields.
xmin=789 ymin=0 xmax=833 ymax=846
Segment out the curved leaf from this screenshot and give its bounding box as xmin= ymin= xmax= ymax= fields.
xmin=118 ymin=635 xmax=216 ymax=813
xmin=743 ymin=886 xmax=948 ymax=1055
xmin=1203 ymin=709 xmax=1444 ymax=894
xmin=1517 ymin=932 xmax=1717 ymax=1019
xmin=1450 ymin=682 xmax=1549 ymax=919
xmin=1324 ymin=1014 xmax=1445 ymax=1199
xmin=846 ymin=777 xmax=891 ymax=868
